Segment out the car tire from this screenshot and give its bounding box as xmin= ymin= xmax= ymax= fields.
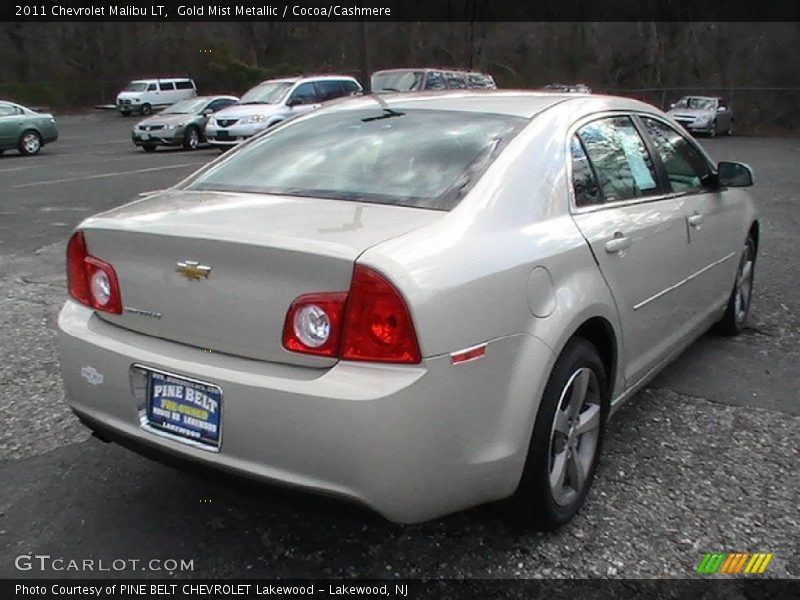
xmin=18 ymin=130 xmax=42 ymax=156
xmin=509 ymin=337 xmax=609 ymax=530
xmin=142 ymin=144 xmax=157 ymax=153
xmin=708 ymin=120 xmax=717 ymax=137
xmin=182 ymin=126 xmax=200 ymax=150
xmin=141 ymin=103 xmax=152 ymax=116
xmin=715 ymin=234 xmax=756 ymax=336
xmin=726 ymin=120 xmax=734 ymax=136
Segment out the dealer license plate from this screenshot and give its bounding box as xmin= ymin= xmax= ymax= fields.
xmin=144 ymin=370 xmax=222 ymax=449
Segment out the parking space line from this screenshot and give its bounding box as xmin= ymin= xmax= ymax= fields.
xmin=12 ymin=162 xmax=207 ymax=188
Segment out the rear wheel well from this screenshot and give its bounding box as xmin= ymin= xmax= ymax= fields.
xmin=572 ymin=317 xmax=617 ymax=395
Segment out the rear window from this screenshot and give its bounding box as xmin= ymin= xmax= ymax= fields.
xmin=185 ymin=108 xmax=526 ymax=211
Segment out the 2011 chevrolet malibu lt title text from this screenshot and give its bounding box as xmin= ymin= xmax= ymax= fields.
xmin=57 ymin=91 xmax=758 ymax=529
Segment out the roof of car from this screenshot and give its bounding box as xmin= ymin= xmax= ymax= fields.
xmin=325 ymin=90 xmax=653 ymax=119
xmin=193 ymin=95 xmax=238 ymax=101
xmin=373 ymin=68 xmax=491 ymax=75
xmin=259 ymin=75 xmax=359 ymax=85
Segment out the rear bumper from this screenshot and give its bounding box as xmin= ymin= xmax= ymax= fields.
xmin=58 ymin=300 xmax=552 ymax=523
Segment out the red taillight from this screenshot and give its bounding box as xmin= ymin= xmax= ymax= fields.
xmin=67 ymin=232 xmax=90 ymax=305
xmin=66 ymin=231 xmax=123 ymax=314
xmin=340 ymin=266 xmax=421 ymax=364
xmin=282 ymin=266 xmax=421 ymax=364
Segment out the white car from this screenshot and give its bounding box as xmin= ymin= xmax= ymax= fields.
xmin=58 ymin=92 xmax=757 ymax=529
xmin=116 ymin=78 xmax=197 ymax=116
xmin=205 ymin=75 xmax=361 ymax=149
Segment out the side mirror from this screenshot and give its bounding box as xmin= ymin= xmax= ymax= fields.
xmin=201 ymin=108 xmax=213 ymax=116
xmin=718 ymin=161 xmax=754 ymax=187
xmin=286 ymin=97 xmax=301 ymax=107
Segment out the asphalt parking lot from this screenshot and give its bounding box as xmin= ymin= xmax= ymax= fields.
xmin=0 ymin=112 xmax=797 ymax=579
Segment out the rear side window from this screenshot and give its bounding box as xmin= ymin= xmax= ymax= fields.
xmin=0 ymin=103 xmax=18 ymax=116
xmin=468 ymin=74 xmax=494 ymax=88
xmin=159 ymin=82 xmax=175 ymax=91
xmin=185 ymin=109 xmax=526 ymax=211
xmin=641 ymin=117 xmax=713 ymax=193
xmin=342 ymin=81 xmax=361 ymax=94
xmin=570 ymin=137 xmax=603 ymax=207
xmin=576 ymin=116 xmax=660 ymax=203
xmin=175 ymin=80 xmax=194 ymax=90
xmin=316 ymin=80 xmax=346 ymax=102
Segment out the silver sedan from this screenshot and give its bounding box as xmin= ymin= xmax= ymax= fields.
xmin=57 ymin=91 xmax=757 ymax=529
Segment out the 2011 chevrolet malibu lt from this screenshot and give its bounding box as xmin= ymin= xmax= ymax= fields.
xmin=58 ymin=91 xmax=758 ymax=529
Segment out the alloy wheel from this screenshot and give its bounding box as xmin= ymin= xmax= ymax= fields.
xmin=548 ymin=367 xmax=602 ymax=506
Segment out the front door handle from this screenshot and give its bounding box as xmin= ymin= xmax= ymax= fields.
xmin=688 ymin=212 xmax=704 ymax=228
xmin=605 ymin=233 xmax=631 ymax=254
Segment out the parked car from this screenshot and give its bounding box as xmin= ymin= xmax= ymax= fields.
xmin=116 ymin=78 xmax=197 ymax=116
xmin=667 ymin=96 xmax=733 ymax=137
xmin=0 ymin=100 xmax=58 ymax=156
xmin=131 ymin=96 xmax=238 ymax=152
xmin=370 ymin=68 xmax=496 ymax=92
xmin=205 ymin=75 xmax=362 ymax=150
xmin=542 ymin=83 xmax=592 ymax=93
xmin=58 ymin=92 xmax=757 ymax=529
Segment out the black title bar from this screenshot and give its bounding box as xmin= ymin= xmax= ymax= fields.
xmin=4 ymin=0 xmax=800 ymax=22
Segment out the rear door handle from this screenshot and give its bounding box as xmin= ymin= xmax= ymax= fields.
xmin=688 ymin=212 xmax=704 ymax=228
xmin=605 ymin=233 xmax=631 ymax=254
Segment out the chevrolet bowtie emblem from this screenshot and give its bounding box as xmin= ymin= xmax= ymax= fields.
xmin=176 ymin=260 xmax=211 ymax=280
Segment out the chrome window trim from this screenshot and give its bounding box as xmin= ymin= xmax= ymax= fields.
xmin=567 ymin=110 xmax=718 ymax=216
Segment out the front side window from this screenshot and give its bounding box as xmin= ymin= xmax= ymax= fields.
xmin=576 ymin=116 xmax=660 ymax=203
xmin=147 ymin=84 xmax=157 ymax=91
xmin=288 ymin=82 xmax=319 ymax=105
xmin=185 ymin=109 xmax=526 ymax=211
xmin=424 ymin=71 xmax=447 ymax=90
xmin=0 ymin=103 xmax=18 ymax=117
xmin=641 ymin=117 xmax=713 ymax=193
xmin=206 ymin=98 xmax=236 ymax=112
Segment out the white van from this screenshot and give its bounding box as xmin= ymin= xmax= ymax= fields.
xmin=116 ymin=78 xmax=197 ymax=116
